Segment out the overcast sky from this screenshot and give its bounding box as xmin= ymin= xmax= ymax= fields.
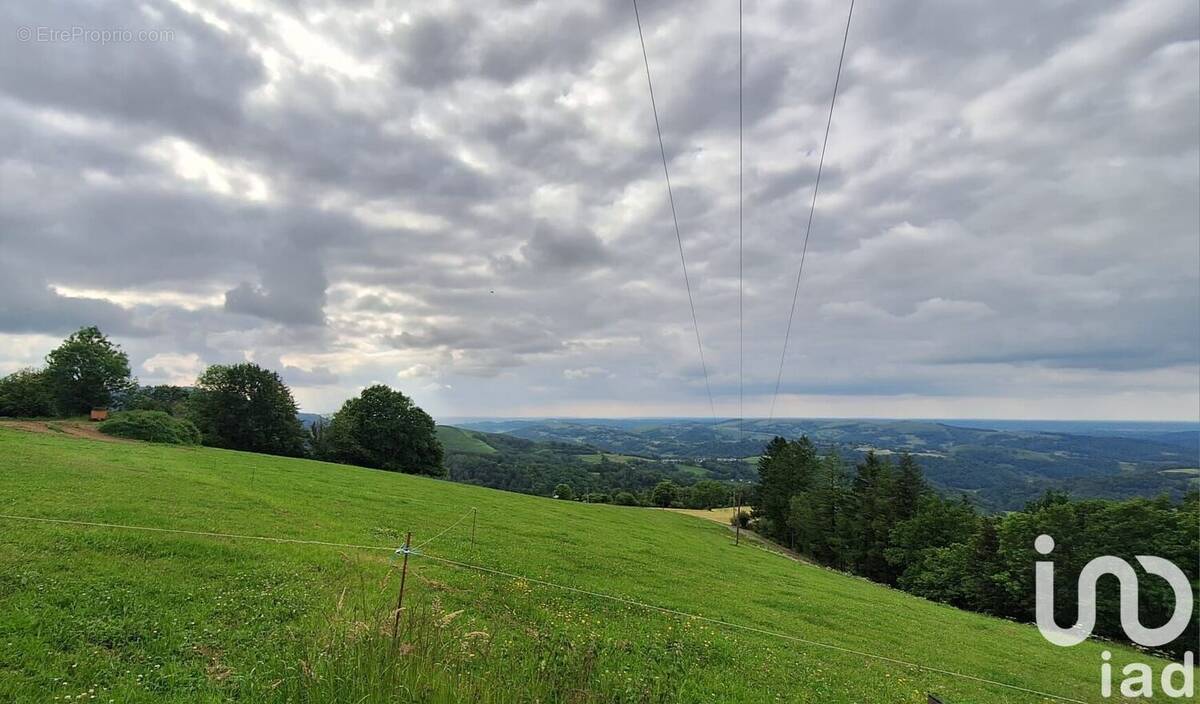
xmin=1 ymin=0 xmax=1197 ymax=420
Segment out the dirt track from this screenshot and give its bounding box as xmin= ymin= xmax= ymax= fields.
xmin=0 ymin=419 xmax=131 ymax=443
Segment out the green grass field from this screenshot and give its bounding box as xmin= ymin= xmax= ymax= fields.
xmin=435 ymin=425 xmax=498 ymax=455
xmin=0 ymin=426 xmax=1163 ymax=702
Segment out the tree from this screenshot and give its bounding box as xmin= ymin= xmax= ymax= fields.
xmin=841 ymin=452 xmax=897 ymax=582
xmin=754 ymin=437 xmax=821 ymax=548
xmin=887 ymin=494 xmax=978 ymax=581
xmin=554 ymin=483 xmax=575 ymax=500
xmin=123 ymin=385 xmax=193 ymax=415
xmin=44 ymin=326 xmax=133 ymax=415
xmin=308 ymin=417 xmax=335 ymax=460
xmin=0 ymin=368 xmax=54 ymax=417
xmin=651 ymin=480 xmax=678 ymax=507
xmin=961 ymin=518 xmax=1012 ymax=617
xmin=892 ymin=453 xmax=926 ymax=522
xmin=690 ymin=480 xmax=729 ymax=509
xmin=188 ymin=363 xmax=306 ymax=456
xmin=614 ymin=491 xmax=640 ymax=506
xmin=790 ymin=452 xmax=848 ymax=565
xmin=326 ymin=385 xmax=443 ymax=476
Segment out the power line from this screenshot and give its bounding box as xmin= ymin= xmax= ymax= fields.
xmin=766 ymin=0 xmax=855 ymax=422
xmin=738 ymin=0 xmax=745 ymax=448
xmin=0 ymin=511 xmax=1090 ymax=703
xmin=631 ymin=0 xmax=720 ymax=448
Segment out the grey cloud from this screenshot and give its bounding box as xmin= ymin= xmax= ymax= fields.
xmin=0 ymin=270 xmax=142 ymax=337
xmin=518 ymin=222 xmax=610 ymax=271
xmin=392 ymin=12 xmax=479 ymax=89
xmin=0 ymin=0 xmax=263 ymax=143
xmin=0 ymin=0 xmax=1194 ymax=418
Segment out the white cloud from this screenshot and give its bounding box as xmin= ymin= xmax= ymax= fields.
xmin=141 ymin=352 xmax=205 ymax=385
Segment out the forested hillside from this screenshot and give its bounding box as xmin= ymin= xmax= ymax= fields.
xmin=438 ymin=425 xmax=754 ymax=505
xmin=750 ymin=437 xmax=1200 ymax=659
xmin=458 ymin=418 xmax=1200 ymax=510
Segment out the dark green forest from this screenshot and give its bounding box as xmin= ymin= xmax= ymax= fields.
xmin=443 ymin=430 xmax=750 ymax=507
xmin=751 ymin=436 xmax=1199 ymax=659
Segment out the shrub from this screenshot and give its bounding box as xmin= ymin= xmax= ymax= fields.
xmin=100 ymin=410 xmax=201 ymax=445
xmin=553 ymin=483 xmax=575 ymax=500
xmin=613 ymin=491 xmax=639 ymax=506
xmin=730 ymin=510 xmax=751 ymax=529
xmin=0 ymin=368 xmax=55 ymax=417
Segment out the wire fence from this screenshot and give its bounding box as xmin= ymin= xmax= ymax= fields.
xmin=412 ymin=507 xmax=475 ymax=551
xmin=0 ymin=511 xmax=1090 ymax=704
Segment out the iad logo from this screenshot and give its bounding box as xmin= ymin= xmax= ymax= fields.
xmin=1034 ymin=534 xmax=1193 ymax=647
xmin=1033 ymin=534 xmax=1195 ymax=698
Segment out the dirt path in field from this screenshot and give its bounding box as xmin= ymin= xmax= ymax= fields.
xmin=666 ymin=507 xmax=739 ymax=524
xmin=666 ymin=507 xmax=814 ymax=565
xmin=0 ymin=419 xmax=131 ymax=443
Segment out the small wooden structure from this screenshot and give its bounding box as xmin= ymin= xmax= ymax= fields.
xmin=89 ymin=408 xmax=109 ymax=422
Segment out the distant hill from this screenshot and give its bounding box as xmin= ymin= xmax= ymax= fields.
xmin=435 ymin=425 xmax=498 ymax=455
xmin=436 ymin=424 xmax=754 ymax=498
xmin=456 ymin=417 xmax=1200 ymax=510
xmin=296 ymin=412 xmax=327 ymax=429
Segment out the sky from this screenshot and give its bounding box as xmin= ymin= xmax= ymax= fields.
xmin=1 ymin=0 xmax=1197 ymax=420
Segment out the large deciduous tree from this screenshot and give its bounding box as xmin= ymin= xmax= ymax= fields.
xmin=188 ymin=363 xmax=306 ymax=457
xmin=689 ymin=479 xmax=729 ymax=509
xmin=44 ymin=326 xmax=133 ymax=415
xmin=650 ymin=479 xmax=679 ymax=507
xmin=326 ymin=384 xmax=443 ymax=476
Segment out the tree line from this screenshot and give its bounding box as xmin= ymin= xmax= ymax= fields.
xmin=444 ymin=434 xmax=743 ymax=507
xmin=547 ymin=477 xmax=735 ymax=509
xmin=751 ymin=436 xmax=1198 ymax=658
xmin=0 ymin=326 xmax=443 ymax=476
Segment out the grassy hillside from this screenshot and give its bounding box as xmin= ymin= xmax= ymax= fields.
xmin=436 ymin=425 xmax=498 ymax=455
xmin=0 ymin=426 xmax=1161 ymax=702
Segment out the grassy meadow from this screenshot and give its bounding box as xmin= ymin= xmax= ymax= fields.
xmin=0 ymin=425 xmax=1164 ymax=702
xmin=435 ymin=426 xmax=498 ymax=455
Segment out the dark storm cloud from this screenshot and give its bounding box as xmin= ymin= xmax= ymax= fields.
xmin=0 ymin=0 xmax=1194 ymax=417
